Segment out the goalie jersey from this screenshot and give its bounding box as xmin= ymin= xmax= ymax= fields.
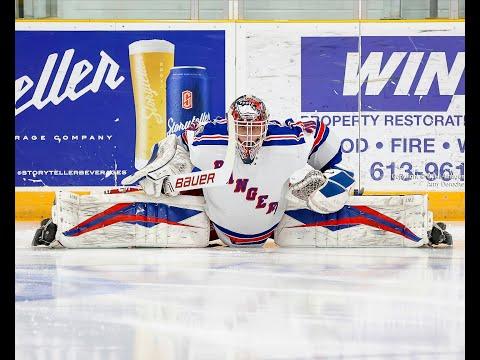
xmin=179 ymin=118 xmax=346 ymax=246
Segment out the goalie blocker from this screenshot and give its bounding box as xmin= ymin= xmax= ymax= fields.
xmin=33 ymin=191 xmax=452 ymax=248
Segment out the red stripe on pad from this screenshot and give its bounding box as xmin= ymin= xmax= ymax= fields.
xmin=352 ymin=206 xmax=410 ymax=231
xmin=67 ymin=203 xmax=132 ymax=233
xmin=69 ymin=214 xmax=196 ymax=237
xmin=292 ymin=216 xmax=414 ymax=240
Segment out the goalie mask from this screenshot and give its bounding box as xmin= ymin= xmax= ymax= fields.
xmin=229 ymin=95 xmax=269 ymax=164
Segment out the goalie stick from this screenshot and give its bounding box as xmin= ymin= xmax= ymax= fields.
xmin=103 ymin=111 xmax=236 ymax=195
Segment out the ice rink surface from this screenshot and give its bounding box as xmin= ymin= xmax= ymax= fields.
xmin=16 ymin=222 xmax=465 ymax=360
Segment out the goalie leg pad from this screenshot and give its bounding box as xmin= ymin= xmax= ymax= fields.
xmin=50 ymin=191 xmax=210 ymax=248
xmin=274 ymin=195 xmax=432 ymax=248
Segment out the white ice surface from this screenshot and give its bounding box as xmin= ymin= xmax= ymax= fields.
xmin=16 ymin=222 xmax=465 ymax=360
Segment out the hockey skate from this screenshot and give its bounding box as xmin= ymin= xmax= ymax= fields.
xmin=427 ymin=222 xmax=453 ymax=246
xmin=32 ymin=218 xmax=57 ymax=247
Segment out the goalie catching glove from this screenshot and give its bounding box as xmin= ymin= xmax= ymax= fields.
xmin=287 ymin=164 xmax=355 ymax=214
xmin=121 ymin=135 xmax=193 ymax=197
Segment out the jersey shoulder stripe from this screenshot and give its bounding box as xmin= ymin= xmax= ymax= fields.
xmin=187 ymin=118 xmax=319 ymax=147
xmin=287 ymin=118 xmax=317 ymax=134
xmin=263 ymin=119 xmax=306 ymax=147
xmin=189 ymin=119 xmax=228 ymax=146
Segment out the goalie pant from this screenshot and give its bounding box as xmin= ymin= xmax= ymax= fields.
xmin=49 ymin=191 xmax=431 ymax=248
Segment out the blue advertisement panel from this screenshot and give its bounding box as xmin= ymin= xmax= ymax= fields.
xmin=300 ymin=34 xmax=464 ymax=191
xmin=302 ymin=36 xmax=465 ymax=112
xmin=15 ymin=30 xmax=226 ymax=187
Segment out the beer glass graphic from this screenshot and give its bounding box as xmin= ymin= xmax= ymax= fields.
xmin=128 ymin=40 xmax=175 ymax=169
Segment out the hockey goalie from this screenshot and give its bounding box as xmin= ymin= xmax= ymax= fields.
xmin=32 ymin=95 xmax=452 ymax=249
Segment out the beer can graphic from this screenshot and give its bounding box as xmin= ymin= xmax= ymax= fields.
xmin=166 ymin=66 xmax=210 ymax=137
xmin=128 ymin=39 xmax=175 ymax=169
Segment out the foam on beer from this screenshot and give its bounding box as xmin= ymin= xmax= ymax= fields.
xmin=128 ymin=40 xmax=175 ymax=55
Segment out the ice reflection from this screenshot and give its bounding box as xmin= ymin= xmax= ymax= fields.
xmin=15 ymin=222 xmax=465 ymax=359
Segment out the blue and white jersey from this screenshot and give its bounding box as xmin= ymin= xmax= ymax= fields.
xmin=179 ymin=117 xmax=345 ymax=247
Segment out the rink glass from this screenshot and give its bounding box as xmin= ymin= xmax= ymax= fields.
xmin=128 ymin=40 xmax=175 ymax=169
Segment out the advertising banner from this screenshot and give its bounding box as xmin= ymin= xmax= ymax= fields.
xmin=15 ymin=23 xmax=234 ymax=188
xmin=16 ymin=22 xmax=464 ymax=194
xmin=236 ymin=22 xmax=464 ymax=192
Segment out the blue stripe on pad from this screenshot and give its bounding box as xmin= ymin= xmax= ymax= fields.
xmin=319 ymin=180 xmax=346 ymax=198
xmin=329 ymin=170 xmax=355 ymax=188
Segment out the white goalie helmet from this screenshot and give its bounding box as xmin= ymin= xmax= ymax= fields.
xmin=229 ymin=94 xmax=270 ymax=164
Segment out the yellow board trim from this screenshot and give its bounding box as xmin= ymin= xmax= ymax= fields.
xmin=16 ymin=192 xmax=89 ymax=221
xmin=15 ymin=19 xmax=464 ymax=24
xmin=363 ymin=191 xmax=464 ymax=221
xmin=15 ymin=191 xmax=464 ymax=221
